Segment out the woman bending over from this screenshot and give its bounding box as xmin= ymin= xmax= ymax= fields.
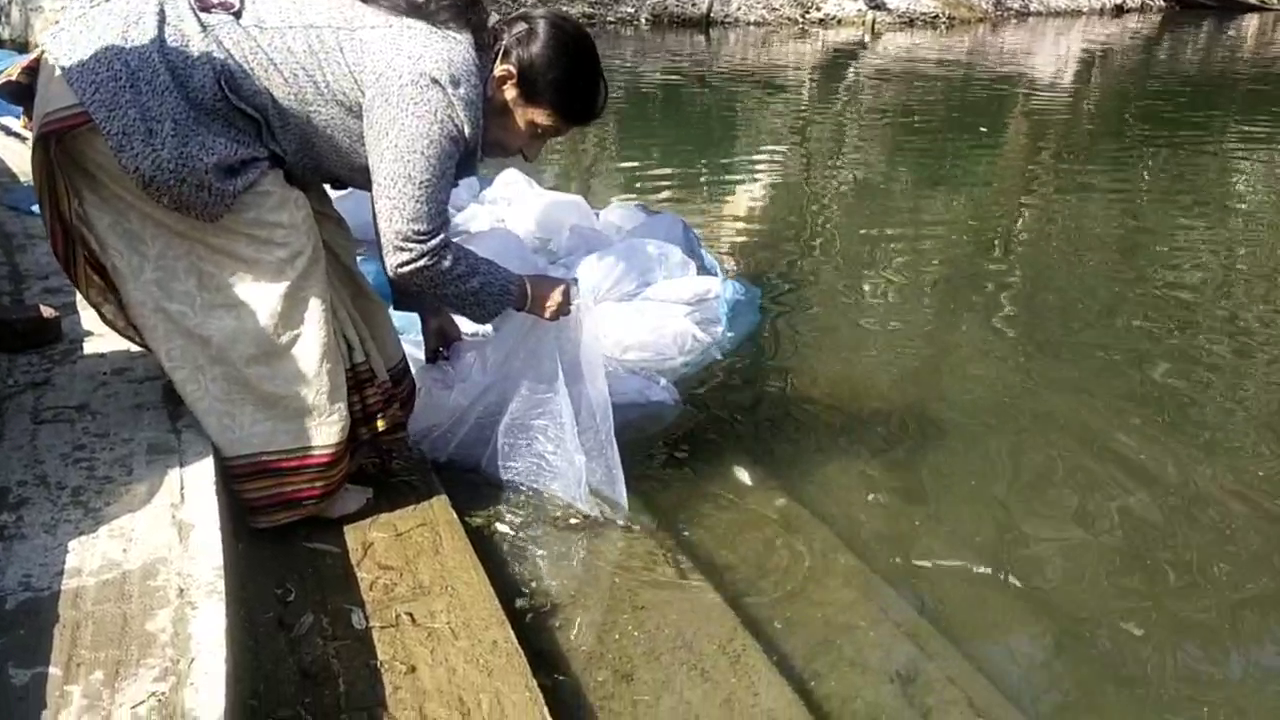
xmin=0 ymin=0 xmax=608 ymax=527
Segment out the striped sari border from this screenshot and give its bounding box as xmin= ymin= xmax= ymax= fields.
xmin=219 ymin=358 xmax=417 ymax=528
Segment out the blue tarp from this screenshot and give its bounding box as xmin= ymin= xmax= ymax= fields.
xmin=0 ymin=49 xmax=41 ymax=217
xmin=0 ymin=49 xmax=21 ymax=119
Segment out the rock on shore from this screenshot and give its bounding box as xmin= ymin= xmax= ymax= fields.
xmin=0 ymin=0 xmax=1177 ymax=47
xmin=489 ymin=0 xmax=1170 ymax=26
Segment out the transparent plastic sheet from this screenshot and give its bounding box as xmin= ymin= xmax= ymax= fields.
xmin=385 ymin=227 xmax=627 ymax=515
xmin=399 ymin=296 xmax=628 ymax=516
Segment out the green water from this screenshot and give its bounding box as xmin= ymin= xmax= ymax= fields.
xmin=514 ymin=13 xmax=1280 ymax=719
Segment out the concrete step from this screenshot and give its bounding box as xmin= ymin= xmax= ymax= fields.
xmin=224 ymin=471 xmax=551 ymax=719
xmin=0 ymin=136 xmax=226 ymax=718
xmin=444 ymin=445 xmax=1024 ymax=720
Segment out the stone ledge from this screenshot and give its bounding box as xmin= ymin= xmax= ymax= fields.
xmin=223 ymin=462 xmax=550 ymax=718
xmin=0 ymin=0 xmax=1182 ymax=46
xmin=489 ymin=0 xmax=1170 ymax=27
xmin=0 ymin=136 xmax=226 ymax=716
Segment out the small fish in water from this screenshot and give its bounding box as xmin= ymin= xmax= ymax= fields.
xmin=732 ymin=465 xmax=753 ymax=486
xmin=1119 ymin=621 xmax=1145 ymax=637
xmin=291 ymin=611 xmax=315 ymax=638
xmin=911 ymin=558 xmax=1024 ymax=588
xmin=346 ymin=605 xmax=368 ymax=631
xmin=274 ymin=583 xmax=296 ymax=604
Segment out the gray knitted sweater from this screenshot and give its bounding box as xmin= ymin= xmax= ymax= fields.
xmin=42 ymin=0 xmax=521 ymax=323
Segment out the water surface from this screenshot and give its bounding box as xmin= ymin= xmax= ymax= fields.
xmin=517 ymin=13 xmax=1280 ymax=718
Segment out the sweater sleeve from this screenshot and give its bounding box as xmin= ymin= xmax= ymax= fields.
xmin=362 ymin=66 xmax=521 ymax=323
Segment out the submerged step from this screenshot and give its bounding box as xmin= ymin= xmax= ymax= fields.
xmin=443 ymin=474 xmax=812 ymax=719
xmin=634 ymin=461 xmax=1026 ymax=720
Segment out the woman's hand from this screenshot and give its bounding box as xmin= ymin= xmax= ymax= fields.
xmin=420 ymin=308 xmax=462 ymax=363
xmin=518 ymin=275 xmax=573 ymax=321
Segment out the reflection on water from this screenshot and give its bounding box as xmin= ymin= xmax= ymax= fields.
xmin=502 ymin=12 xmax=1280 ymax=719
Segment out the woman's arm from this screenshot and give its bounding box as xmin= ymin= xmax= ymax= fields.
xmin=370 ymin=198 xmax=461 ymax=358
xmin=362 ymin=67 xmax=526 ymax=324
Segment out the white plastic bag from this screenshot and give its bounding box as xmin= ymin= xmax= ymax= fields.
xmin=458 ymin=227 xmax=552 ymax=277
xmin=451 ymin=202 xmax=506 ymax=237
xmin=625 ymin=210 xmax=717 ymax=276
xmin=478 ymin=169 xmax=599 ymax=250
xmin=478 ymin=167 xmax=545 ymax=204
xmin=637 ymin=275 xmax=724 ymax=306
xmin=606 ymin=367 xmax=680 ymax=406
xmin=597 ymin=201 xmax=649 ymax=240
xmin=576 ymin=238 xmax=697 ymax=304
xmin=329 ymin=188 xmax=377 ymax=247
xmin=590 ymin=300 xmax=721 ymax=380
xmin=449 ymin=176 xmax=481 ymax=214
xmin=552 ymin=225 xmax=616 ymax=273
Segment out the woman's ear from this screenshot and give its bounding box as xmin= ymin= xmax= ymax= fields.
xmin=490 ymin=63 xmax=519 ymax=101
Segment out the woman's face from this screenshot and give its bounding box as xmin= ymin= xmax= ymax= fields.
xmin=481 ymin=63 xmax=568 ymax=161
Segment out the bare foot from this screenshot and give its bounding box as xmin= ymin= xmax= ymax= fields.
xmin=0 ymin=303 xmax=62 ymax=353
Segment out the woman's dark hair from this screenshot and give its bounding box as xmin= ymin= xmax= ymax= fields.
xmin=358 ymin=1 xmax=608 ymax=128
xmin=490 ymin=9 xmax=609 ymax=127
